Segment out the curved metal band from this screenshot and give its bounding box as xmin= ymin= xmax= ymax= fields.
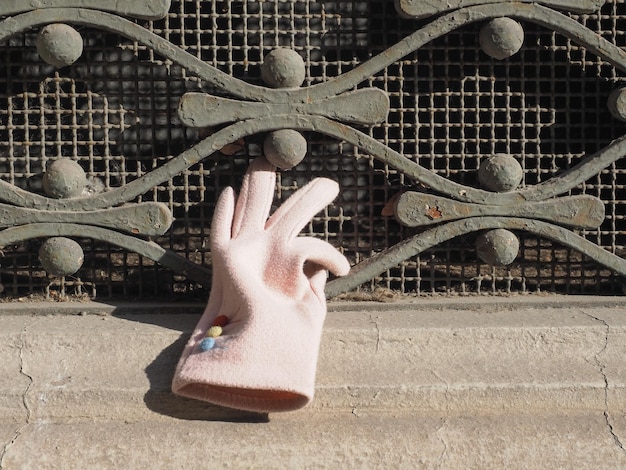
xmin=0 ymin=224 xmax=210 ymax=285
xmin=303 ymin=119 xmax=626 ymax=205
xmin=0 ymin=0 xmax=171 ymax=20
xmin=325 ymin=217 xmax=626 ymax=298
xmin=0 ymin=5 xmax=622 ymax=293
xmin=0 ymin=5 xmax=625 ymax=104
xmin=0 ymin=6 xmax=621 ymax=210
xmin=0 ymin=9 xmax=286 ymax=103
xmin=0 ymin=115 xmax=307 ymax=210
xmin=5 ymin=112 xmax=624 ymax=211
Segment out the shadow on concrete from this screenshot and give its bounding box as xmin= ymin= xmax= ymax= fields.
xmin=9 ymin=300 xmax=270 ymax=422
xmin=143 ymin=332 xmax=269 ymax=423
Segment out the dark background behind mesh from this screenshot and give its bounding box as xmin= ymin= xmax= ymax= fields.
xmin=1 ymin=0 xmax=625 ymax=300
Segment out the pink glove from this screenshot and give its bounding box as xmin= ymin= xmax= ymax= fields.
xmin=172 ymin=157 xmax=350 ymax=412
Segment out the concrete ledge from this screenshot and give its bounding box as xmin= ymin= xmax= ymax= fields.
xmin=1 ymin=297 xmax=626 ymax=467
xmin=3 ymin=413 xmax=626 ymax=469
xmin=1 ymin=301 xmax=624 ymax=419
xmin=2 ymin=294 xmax=626 ymax=315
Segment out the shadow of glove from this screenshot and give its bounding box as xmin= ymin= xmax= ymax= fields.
xmin=172 ymin=156 xmax=350 ymax=412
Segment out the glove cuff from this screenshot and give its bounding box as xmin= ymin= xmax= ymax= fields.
xmin=172 ymin=301 xmax=326 ymax=413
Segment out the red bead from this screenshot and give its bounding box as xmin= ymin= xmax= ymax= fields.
xmin=212 ymin=315 xmax=229 ymax=327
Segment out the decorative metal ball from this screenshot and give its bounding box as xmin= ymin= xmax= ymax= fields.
xmin=479 ymin=18 xmax=524 ymax=60
xmin=43 ymin=159 xmax=87 ymax=198
xmin=260 ymin=48 xmax=306 ymax=88
xmin=476 ymin=229 xmax=520 ymax=266
xmin=36 ymin=24 xmax=84 ymax=68
xmin=608 ymin=88 xmax=626 ymax=122
xmin=39 ymin=237 xmax=84 ymax=277
xmin=263 ymin=129 xmax=308 ymax=169
xmin=478 ymin=154 xmax=523 ymax=192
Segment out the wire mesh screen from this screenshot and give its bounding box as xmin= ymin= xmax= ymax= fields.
xmin=0 ymin=0 xmax=625 ymax=300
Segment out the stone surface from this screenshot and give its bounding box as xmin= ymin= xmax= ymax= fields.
xmin=2 ymin=413 xmax=626 ymax=469
xmin=0 ymin=325 xmax=30 ymax=421
xmin=1 ymin=298 xmax=626 ymax=468
xmin=0 ymin=300 xmax=622 ymax=418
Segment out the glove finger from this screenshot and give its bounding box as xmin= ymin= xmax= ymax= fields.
xmin=303 ymin=262 xmax=330 ymax=301
xmin=211 ymin=186 xmax=235 ymax=250
xmin=292 ymin=237 xmax=351 ymax=277
xmin=231 ymin=156 xmax=277 ymax=238
xmin=266 ymin=178 xmax=339 ymax=239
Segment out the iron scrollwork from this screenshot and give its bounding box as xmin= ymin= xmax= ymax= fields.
xmin=0 ymin=1 xmax=624 ymax=297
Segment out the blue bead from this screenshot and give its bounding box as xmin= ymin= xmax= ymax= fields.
xmin=199 ymin=337 xmax=216 ymax=351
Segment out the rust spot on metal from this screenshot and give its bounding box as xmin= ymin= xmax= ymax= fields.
xmin=382 ymin=192 xmax=402 ymax=216
xmin=425 ymin=206 xmax=442 ymax=219
xmin=220 ymin=138 xmax=246 ymax=156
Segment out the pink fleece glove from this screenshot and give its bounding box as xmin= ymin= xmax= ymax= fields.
xmin=172 ymin=157 xmax=350 ymax=412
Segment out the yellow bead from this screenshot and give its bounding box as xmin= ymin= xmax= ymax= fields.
xmin=206 ymin=326 xmax=223 ymax=338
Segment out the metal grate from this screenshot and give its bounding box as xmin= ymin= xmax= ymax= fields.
xmin=1 ymin=1 xmax=626 ymax=300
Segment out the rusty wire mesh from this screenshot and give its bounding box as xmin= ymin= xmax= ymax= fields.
xmin=0 ymin=0 xmax=626 ymax=300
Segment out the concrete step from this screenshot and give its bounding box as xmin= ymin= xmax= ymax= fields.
xmin=2 ymin=412 xmax=626 ymax=469
xmin=1 ymin=296 xmax=626 ymax=468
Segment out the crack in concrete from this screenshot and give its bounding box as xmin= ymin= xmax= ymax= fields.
xmin=431 ymin=369 xmax=450 ymax=467
xmin=583 ymin=311 xmax=625 ymax=453
xmin=435 ymin=424 xmax=449 ymax=467
xmin=0 ymin=325 xmax=35 ymax=469
xmin=369 ymin=314 xmax=381 ymax=353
